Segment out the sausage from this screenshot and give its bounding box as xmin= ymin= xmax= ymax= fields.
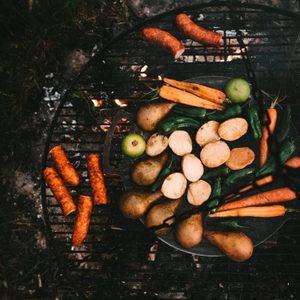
xmin=72 ymin=195 xmax=93 ymax=247
xmin=49 ymin=145 xmax=80 ymax=186
xmin=86 ymin=154 xmax=109 ymax=205
xmin=142 ymin=27 xmax=185 ymax=59
xmin=43 ymin=167 xmax=76 ymax=216
xmin=176 ymin=13 xmax=222 ymax=47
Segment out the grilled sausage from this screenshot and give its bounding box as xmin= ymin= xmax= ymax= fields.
xmin=176 ymin=13 xmax=222 ymax=47
xmin=72 ymin=195 xmax=93 ymax=247
xmin=142 ymin=27 xmax=185 ymax=59
xmin=49 ymin=145 xmax=80 ymax=186
xmin=43 ymin=167 xmax=76 ymax=216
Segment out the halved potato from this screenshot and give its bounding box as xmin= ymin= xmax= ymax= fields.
xmin=226 ymin=147 xmax=255 ymax=170
xmin=182 ymin=154 xmax=204 ymax=182
xmin=146 ymin=133 xmax=169 ymax=157
xmin=195 ymin=120 xmax=220 ymax=147
xmin=218 ymin=118 xmax=248 ymax=141
xmin=200 ymin=141 xmax=230 ymax=168
xmin=169 ymin=130 xmax=192 ymax=156
xmin=161 ymin=172 xmax=187 ymax=199
xmin=187 ymin=180 xmax=212 ymax=206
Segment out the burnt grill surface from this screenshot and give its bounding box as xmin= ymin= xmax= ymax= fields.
xmin=42 ymin=4 xmax=300 ymax=299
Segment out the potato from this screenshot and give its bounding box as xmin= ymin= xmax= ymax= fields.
xmin=181 ymin=154 xmax=204 ymax=182
xmin=187 ymin=180 xmax=212 ymax=206
xmin=161 ymin=172 xmax=187 ymax=199
xmin=146 ymin=133 xmax=169 ymax=157
xmin=169 ymin=130 xmax=192 ymax=156
xmin=226 ymin=147 xmax=255 ymax=170
xmin=195 ymin=120 xmax=220 ymax=147
xmin=218 ymin=117 xmax=248 ymax=141
xmin=200 ymin=141 xmax=230 ymax=168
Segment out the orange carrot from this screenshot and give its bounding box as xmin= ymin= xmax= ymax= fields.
xmin=217 ymin=187 xmax=296 ymax=212
xmin=210 ymin=205 xmax=286 ymax=218
xmin=49 ymin=145 xmax=80 ymax=186
xmin=43 ymin=167 xmax=76 ymax=216
xmin=72 ymin=195 xmax=93 ymax=247
xmin=87 ymin=154 xmax=109 ymax=205
xmin=284 ymin=156 xmax=300 ymax=168
xmin=260 ymin=108 xmax=277 ymax=166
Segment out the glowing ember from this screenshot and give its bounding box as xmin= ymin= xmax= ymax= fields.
xmin=91 ymin=99 xmax=103 ymax=107
xmin=114 ymin=99 xmax=128 ymax=107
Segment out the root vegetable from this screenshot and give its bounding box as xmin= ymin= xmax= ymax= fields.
xmin=161 ymin=172 xmax=187 ymax=199
xmin=176 ymin=213 xmax=203 ymax=248
xmin=169 ymin=130 xmax=192 ymax=156
xmin=146 ymin=133 xmax=169 ymax=157
xmin=187 ymin=180 xmax=212 ymax=206
xmin=131 ymin=151 xmax=168 ymax=186
xmin=218 ymin=118 xmax=248 ymax=141
xmin=200 ymin=141 xmax=230 ymax=168
xmin=225 ymin=147 xmax=255 ymax=170
xmin=204 ymin=230 xmax=253 ymax=262
xmin=182 ymin=154 xmax=204 ymax=182
xmin=195 ymin=120 xmax=220 ymax=147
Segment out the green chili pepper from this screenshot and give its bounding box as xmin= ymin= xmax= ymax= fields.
xmin=246 ymin=106 xmax=262 ymax=139
xmin=172 ymin=106 xmax=207 ymax=119
xmin=207 ymin=105 xmax=242 ymax=121
xmin=202 ymin=166 xmax=230 ymax=180
xmin=158 ymin=118 xmax=200 ymax=135
xmin=224 ymin=167 xmax=255 ymax=186
xmin=207 ymin=177 xmax=222 ymax=209
xmin=275 ymin=105 xmax=291 ymax=143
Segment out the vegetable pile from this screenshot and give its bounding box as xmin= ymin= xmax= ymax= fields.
xmin=120 ymin=76 xmax=299 ymax=262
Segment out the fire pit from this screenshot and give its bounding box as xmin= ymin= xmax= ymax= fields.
xmin=41 ymin=3 xmax=300 ymax=299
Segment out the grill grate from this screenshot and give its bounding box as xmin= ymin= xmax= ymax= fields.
xmin=41 ymin=3 xmax=300 ymax=299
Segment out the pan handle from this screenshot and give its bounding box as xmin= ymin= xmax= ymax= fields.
xmin=102 ymin=109 xmax=133 ymax=176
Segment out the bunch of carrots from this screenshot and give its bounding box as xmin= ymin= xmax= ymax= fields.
xmin=210 ymin=94 xmax=300 ymax=219
xmin=43 ymin=145 xmax=108 ymax=247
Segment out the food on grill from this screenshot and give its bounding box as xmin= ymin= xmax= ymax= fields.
xmin=211 ymin=177 xmax=222 ymax=199
xmin=260 ymin=106 xmax=277 ymax=166
xmin=207 ymin=105 xmax=242 ymax=121
xmin=225 ymin=147 xmax=255 ymax=170
xmin=176 ymin=13 xmax=222 ymax=47
xmin=202 ymin=166 xmax=230 ymax=180
xmin=181 ymin=153 xmax=204 ymax=182
xmin=121 ymin=133 xmax=146 ymax=158
xmin=159 ymin=85 xmax=224 ymax=110
xmin=176 ymin=213 xmax=203 ymax=248
xmin=142 ymin=27 xmax=185 ymax=59
xmin=161 ymin=172 xmax=187 ymax=199
xmin=203 ymin=230 xmax=253 ymax=262
xmin=223 ymin=167 xmax=255 ymax=187
xmin=209 ymin=205 xmax=288 ymax=218
xmin=246 ymin=106 xmax=262 ymax=139
xmin=131 ymin=151 xmax=168 ymax=186
xmin=72 ymin=195 xmax=93 ymax=247
xmin=195 ymin=120 xmax=220 ymax=147
xmin=225 ymin=78 xmax=251 ymax=103
xmin=43 ymin=167 xmax=76 ymax=216
xmin=136 ymin=102 xmax=176 ymax=131
xmin=217 ymin=187 xmax=297 ymax=212
xmin=86 ymin=154 xmax=108 ymax=205
xmin=168 ymin=130 xmax=192 ymax=156
xmin=285 ymin=156 xmax=300 ymax=168
xmin=218 ymin=117 xmax=248 ymax=141
xmin=146 ymin=197 xmax=182 ymax=236
xmin=119 ymin=190 xmax=163 ymax=219
xmin=146 ymin=133 xmax=169 ymax=157
xmin=163 ymin=77 xmax=225 ymax=104
xmin=200 ymin=141 xmax=230 ymax=168
xmin=187 ymin=180 xmax=212 ymax=206
xmin=172 ymin=105 xmax=206 ymax=119
xmin=49 ymin=144 xmax=80 ymax=186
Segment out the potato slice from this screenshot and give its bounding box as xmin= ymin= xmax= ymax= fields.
xmin=182 ymin=154 xmax=204 ymax=182
xmin=187 ymin=180 xmax=212 ymax=206
xmin=200 ymin=141 xmax=230 ymax=168
xmin=146 ymin=133 xmax=169 ymax=157
xmin=195 ymin=120 xmax=220 ymax=147
xmin=169 ymin=130 xmax=192 ymax=156
xmin=218 ymin=118 xmax=248 ymax=141
xmin=161 ymin=172 xmax=187 ymax=199
xmin=226 ymin=147 xmax=255 ymax=170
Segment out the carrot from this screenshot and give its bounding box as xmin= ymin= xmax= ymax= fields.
xmin=259 ymin=108 xmax=277 ymax=166
xmin=285 ymin=156 xmax=300 ymax=168
xmin=49 ymin=145 xmax=80 ymax=186
xmin=43 ymin=167 xmax=76 ymax=216
xmin=163 ymin=77 xmax=225 ymax=104
xmin=159 ymin=85 xmax=224 ymax=111
xmin=217 ymin=187 xmax=296 ymax=212
xmin=87 ymin=154 xmax=109 ymax=205
xmin=210 ymin=205 xmax=287 ymax=218
xmin=72 ymin=195 xmax=93 ymax=247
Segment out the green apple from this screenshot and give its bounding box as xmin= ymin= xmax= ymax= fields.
xmin=225 ymin=78 xmax=251 ymax=103
xmin=121 ymin=133 xmax=146 ymax=157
